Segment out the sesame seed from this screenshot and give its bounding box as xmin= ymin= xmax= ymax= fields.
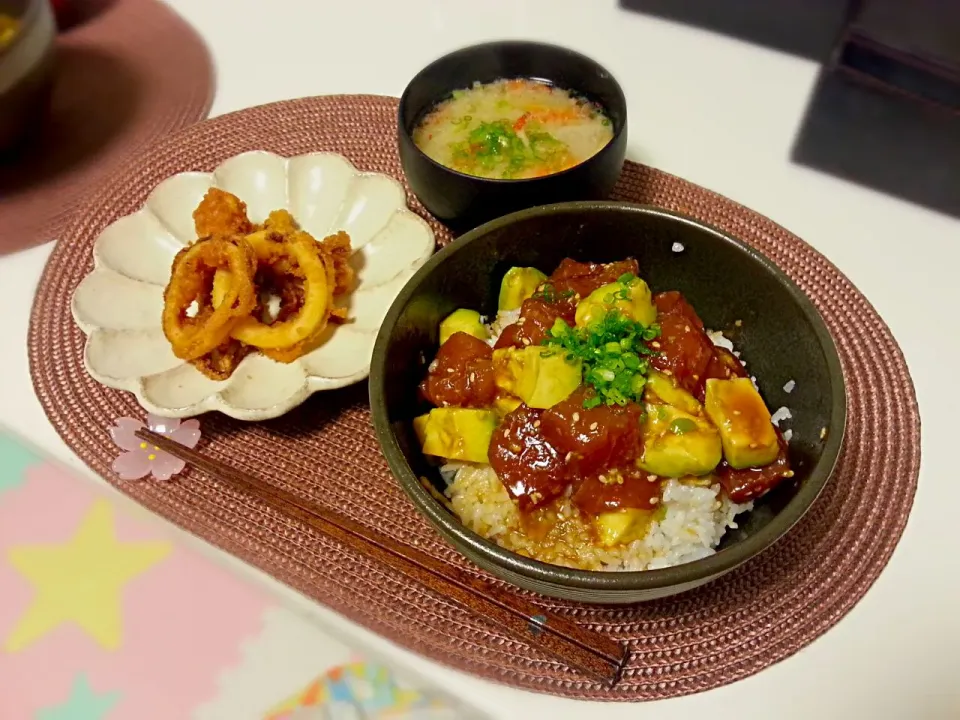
xmin=734 ymin=319 xmax=743 ymax=327
xmin=684 ymin=325 xmax=691 ymax=332
xmin=599 ymin=474 xmax=606 ymax=483
xmin=533 ymin=420 xmax=541 ymax=428
xmin=649 ymin=497 xmax=659 ymax=505
xmin=647 ymin=475 xmax=658 ymax=482
xmin=819 ymin=427 xmax=827 ymax=439
xmin=573 ymin=412 xmax=580 ymax=422
xmin=785 ymin=471 xmax=795 ymax=478
xmin=749 ymin=442 xmax=758 ymax=449
xmin=446 ymin=367 xmax=455 ymax=373
xmin=663 ymin=369 xmax=673 ymax=376
xmin=469 ymin=372 xmax=476 ymax=383
xmin=733 ymin=410 xmax=741 ymax=415
xmin=565 ymin=452 xmax=573 ymax=463
xmin=651 ymin=341 xmax=661 ymax=349
xmin=589 ymin=422 xmax=598 ymax=431
xmin=522 ymin=337 xmax=531 ymax=346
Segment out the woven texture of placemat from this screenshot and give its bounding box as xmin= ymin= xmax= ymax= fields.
xmin=28 ymin=94 xmax=920 ymax=700
xmin=0 ymin=0 xmax=213 ymax=252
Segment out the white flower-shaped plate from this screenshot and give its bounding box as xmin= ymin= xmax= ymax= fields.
xmin=71 ymin=151 xmax=436 ymax=421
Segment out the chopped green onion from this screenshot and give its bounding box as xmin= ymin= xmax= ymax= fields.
xmin=540 ymin=307 xmax=661 ymax=408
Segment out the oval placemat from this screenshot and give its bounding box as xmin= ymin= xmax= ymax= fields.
xmin=28 ymin=94 xmax=920 ymax=700
xmin=0 ymin=0 xmax=214 ymax=253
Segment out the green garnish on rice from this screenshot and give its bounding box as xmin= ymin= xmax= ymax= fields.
xmin=541 ymin=276 xmax=660 ymax=408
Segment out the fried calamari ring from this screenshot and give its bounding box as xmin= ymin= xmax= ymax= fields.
xmin=162 ymin=237 xmax=257 ymax=361
xmin=229 ymin=232 xmax=331 ymax=350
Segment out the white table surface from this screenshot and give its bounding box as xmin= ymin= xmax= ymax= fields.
xmin=2 ymin=0 xmax=957 ymax=717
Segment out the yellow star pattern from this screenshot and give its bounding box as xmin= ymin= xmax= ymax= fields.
xmin=4 ymin=499 xmax=171 ymax=652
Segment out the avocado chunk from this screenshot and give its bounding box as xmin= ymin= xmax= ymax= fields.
xmin=575 ymin=277 xmax=657 ymax=328
xmin=595 ymin=508 xmax=653 ymax=547
xmin=413 ymin=408 xmax=498 ymax=464
xmin=492 ymin=346 xmax=582 ymax=409
xmin=498 ymin=266 xmax=548 ymax=311
xmin=645 ymin=370 xmax=702 ymax=415
xmin=704 ymin=378 xmax=779 ymax=469
xmin=439 ymin=308 xmax=489 ymax=346
xmin=493 ymin=395 xmax=522 ymax=417
xmin=638 ymin=403 xmax=722 ymax=477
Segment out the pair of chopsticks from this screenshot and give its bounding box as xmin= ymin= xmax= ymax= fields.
xmin=136 ymin=429 xmax=627 ymax=684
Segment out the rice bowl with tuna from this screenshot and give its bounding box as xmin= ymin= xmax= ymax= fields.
xmin=413 ymin=258 xmax=795 ymax=572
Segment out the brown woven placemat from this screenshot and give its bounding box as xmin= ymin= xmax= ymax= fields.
xmin=0 ymin=0 xmax=213 ymax=254
xmin=28 ymin=94 xmax=920 ymax=700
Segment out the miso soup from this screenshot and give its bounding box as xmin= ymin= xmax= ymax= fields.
xmin=0 ymin=14 xmax=19 ymax=52
xmin=412 ymin=78 xmax=613 ymax=180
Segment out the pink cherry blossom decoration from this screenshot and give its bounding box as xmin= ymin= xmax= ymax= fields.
xmin=110 ymin=414 xmax=201 ymax=481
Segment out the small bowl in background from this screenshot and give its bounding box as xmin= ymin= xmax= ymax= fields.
xmin=397 ymin=41 xmax=628 ymax=232
xmin=0 ymin=0 xmax=56 ymax=155
xmin=370 ymin=202 xmax=846 ymax=604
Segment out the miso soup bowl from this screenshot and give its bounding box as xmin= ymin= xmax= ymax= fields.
xmin=370 ymin=202 xmax=846 ymax=604
xmin=397 ymin=41 xmax=628 ymax=232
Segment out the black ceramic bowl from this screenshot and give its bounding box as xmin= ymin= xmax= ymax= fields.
xmin=397 ymin=41 xmax=628 ymax=231
xmin=0 ymin=0 xmax=56 ymax=155
xmin=370 ymin=202 xmax=846 ymax=604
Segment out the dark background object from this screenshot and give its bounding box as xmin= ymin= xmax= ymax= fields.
xmin=398 ymin=41 xmax=628 ymax=232
xmin=619 ymin=0 xmax=960 ymax=218
xmin=791 ymin=69 xmax=960 ymax=220
xmin=845 ymin=0 xmax=960 ymax=78
xmin=371 ymin=202 xmax=846 ymax=604
xmin=617 ymin=0 xmax=854 ymax=60
xmin=836 ymin=0 xmax=960 ymax=113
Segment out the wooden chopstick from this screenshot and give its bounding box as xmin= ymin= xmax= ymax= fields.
xmin=136 ymin=429 xmax=627 ymax=683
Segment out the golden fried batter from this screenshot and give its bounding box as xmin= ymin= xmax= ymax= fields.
xmin=170 ymin=190 xmax=356 ymax=379
xmin=190 ymin=339 xmax=252 ymax=380
xmin=193 ymin=188 xmax=253 ymax=238
xmin=264 ymin=209 xmax=299 ymax=234
xmin=318 ymin=231 xmax=355 ymax=296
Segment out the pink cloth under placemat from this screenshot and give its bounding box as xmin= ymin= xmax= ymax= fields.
xmin=0 ymin=427 xmax=484 ymax=719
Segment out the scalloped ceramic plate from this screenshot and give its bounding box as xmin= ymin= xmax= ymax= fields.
xmin=71 ymin=151 xmax=436 ymax=421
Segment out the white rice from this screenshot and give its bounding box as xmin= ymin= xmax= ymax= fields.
xmin=770 ymin=406 xmax=792 ymax=427
xmin=485 ymin=308 xmax=520 ymax=347
xmin=444 ymin=464 xmax=751 ymax=572
xmin=707 ymin=330 xmax=735 ymax=352
xmin=436 ymin=310 xmax=756 ymax=572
